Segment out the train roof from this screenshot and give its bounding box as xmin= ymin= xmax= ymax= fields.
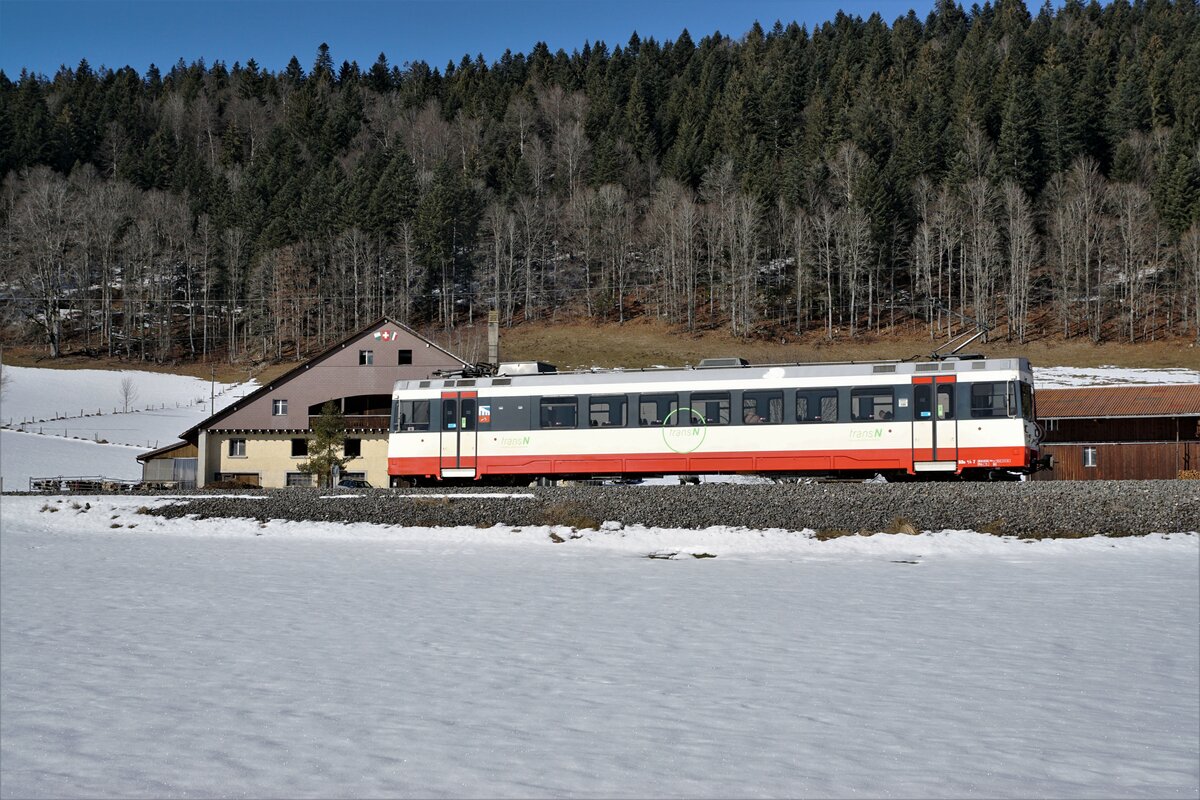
xmin=395 ymin=356 xmax=1034 ymax=394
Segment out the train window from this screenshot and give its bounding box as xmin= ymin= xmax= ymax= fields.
xmin=589 ymin=396 xmax=628 ymax=427
xmin=970 ymin=382 xmax=1015 ymax=418
xmin=639 ymin=394 xmax=679 ymax=426
xmin=743 ymin=391 xmax=783 ymax=424
xmin=1020 ymin=382 xmax=1035 ymax=421
xmin=540 ymin=397 xmax=578 ymax=428
xmin=936 ymin=384 xmax=955 ymax=419
xmin=691 ymin=392 xmax=731 ymax=425
xmin=395 ymin=400 xmax=430 ymax=431
xmin=797 ymin=389 xmax=839 ymax=423
xmin=851 ymin=387 xmax=895 ymax=421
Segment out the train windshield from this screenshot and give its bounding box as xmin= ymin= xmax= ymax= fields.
xmin=1020 ymin=381 xmax=1035 ymax=421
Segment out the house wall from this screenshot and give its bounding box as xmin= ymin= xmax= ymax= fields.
xmin=1041 ymin=416 xmax=1199 ymax=444
xmin=215 ymin=325 xmax=465 ymax=432
xmin=143 ymin=459 xmax=176 ymax=482
xmin=1035 ymin=441 xmax=1200 ymax=480
xmin=204 ymin=431 xmax=391 ymax=489
xmin=205 ymin=433 xmax=390 ymax=487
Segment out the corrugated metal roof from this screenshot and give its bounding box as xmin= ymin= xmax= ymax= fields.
xmin=1037 ymin=384 xmax=1200 ymax=419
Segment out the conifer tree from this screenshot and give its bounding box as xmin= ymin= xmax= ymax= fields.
xmin=298 ymin=401 xmax=350 ymax=487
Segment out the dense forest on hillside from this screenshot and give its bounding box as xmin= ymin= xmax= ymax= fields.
xmin=1 ymin=0 xmax=1198 ymax=364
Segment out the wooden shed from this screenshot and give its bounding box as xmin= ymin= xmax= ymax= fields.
xmin=137 ymin=440 xmax=199 ymax=489
xmin=1034 ymin=385 xmax=1200 ymax=480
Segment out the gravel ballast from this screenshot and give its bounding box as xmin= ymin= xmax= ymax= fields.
xmin=146 ymin=480 xmax=1200 ymax=537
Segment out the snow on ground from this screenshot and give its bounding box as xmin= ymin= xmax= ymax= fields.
xmin=0 ymin=366 xmax=256 ymax=489
xmin=0 ymin=365 xmax=249 ymax=426
xmin=0 ymin=430 xmax=142 ymax=490
xmin=1034 ymin=364 xmax=1199 ymax=388
xmin=1 ymin=495 xmax=1197 ymax=799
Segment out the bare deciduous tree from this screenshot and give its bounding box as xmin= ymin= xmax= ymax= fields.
xmin=1001 ymin=181 xmax=1037 ymax=343
xmin=1108 ymin=182 xmax=1157 ymax=342
xmin=119 ymin=375 xmax=138 ymax=413
xmin=7 ymin=167 xmax=76 ymax=357
xmin=1180 ymin=223 xmax=1200 ymax=343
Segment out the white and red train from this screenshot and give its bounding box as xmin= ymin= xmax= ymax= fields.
xmin=387 ymin=356 xmax=1046 ymax=484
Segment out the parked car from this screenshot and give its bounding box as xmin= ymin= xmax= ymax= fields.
xmin=336 ymin=478 xmax=373 ymax=489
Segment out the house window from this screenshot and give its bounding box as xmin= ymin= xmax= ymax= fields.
xmin=1083 ymin=447 xmax=1098 ymax=468
xmin=344 ymin=438 xmax=362 ymax=458
xmin=398 ymin=349 xmax=413 ymax=365
xmin=272 ymin=399 xmax=288 ymax=416
xmin=359 ymin=349 xmax=374 ymax=365
xmin=291 ymin=438 xmax=308 ymax=457
xmin=286 ymin=472 xmax=315 ymax=487
xmin=228 ymin=438 xmax=246 ymax=457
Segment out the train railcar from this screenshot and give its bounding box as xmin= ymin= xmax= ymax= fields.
xmin=387 ymin=356 xmax=1044 ymax=484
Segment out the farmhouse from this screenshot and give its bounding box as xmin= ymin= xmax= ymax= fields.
xmin=139 ymin=318 xmax=469 ymax=488
xmin=1034 ymin=384 xmax=1200 ymax=480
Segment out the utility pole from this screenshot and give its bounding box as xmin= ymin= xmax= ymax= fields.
xmin=487 ymin=310 xmax=499 ymax=368
xmin=210 ymin=364 xmax=215 ymax=413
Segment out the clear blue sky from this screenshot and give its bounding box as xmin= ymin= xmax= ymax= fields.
xmin=1 ymin=0 xmax=934 ymax=78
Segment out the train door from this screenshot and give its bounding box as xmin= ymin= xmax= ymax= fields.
xmin=439 ymin=391 xmax=478 ymax=478
xmin=912 ymin=376 xmax=958 ymax=472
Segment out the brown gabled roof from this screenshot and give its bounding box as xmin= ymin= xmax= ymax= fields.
xmin=178 ymin=317 xmax=469 ymax=439
xmin=1037 ymin=384 xmax=1200 ymax=419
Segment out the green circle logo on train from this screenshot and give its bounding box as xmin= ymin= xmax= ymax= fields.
xmin=661 ymin=407 xmax=707 ymax=453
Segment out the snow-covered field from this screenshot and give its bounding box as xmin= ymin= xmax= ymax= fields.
xmin=1 ymin=363 xmax=1198 ymax=797
xmin=1 ymin=496 xmax=1197 ymax=799
xmin=0 ymin=366 xmax=255 ymax=490
xmin=1034 ymin=364 xmax=1199 ymax=388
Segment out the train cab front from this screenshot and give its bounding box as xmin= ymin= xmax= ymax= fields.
xmin=1019 ymin=370 xmax=1053 ymax=476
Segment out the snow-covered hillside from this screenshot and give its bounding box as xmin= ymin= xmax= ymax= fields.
xmin=1034 ymin=364 xmax=1199 ymax=388
xmin=1 ymin=496 xmax=1196 ymax=799
xmin=0 ymin=366 xmax=255 ymax=490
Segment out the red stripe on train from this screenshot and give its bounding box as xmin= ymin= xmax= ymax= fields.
xmin=389 ymin=446 xmax=1032 ymax=479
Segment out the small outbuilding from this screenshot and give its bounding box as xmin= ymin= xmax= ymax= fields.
xmin=1034 ymin=384 xmax=1200 ymax=480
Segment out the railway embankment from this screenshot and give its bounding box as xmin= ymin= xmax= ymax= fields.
xmin=146 ymin=480 xmax=1199 ymax=537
